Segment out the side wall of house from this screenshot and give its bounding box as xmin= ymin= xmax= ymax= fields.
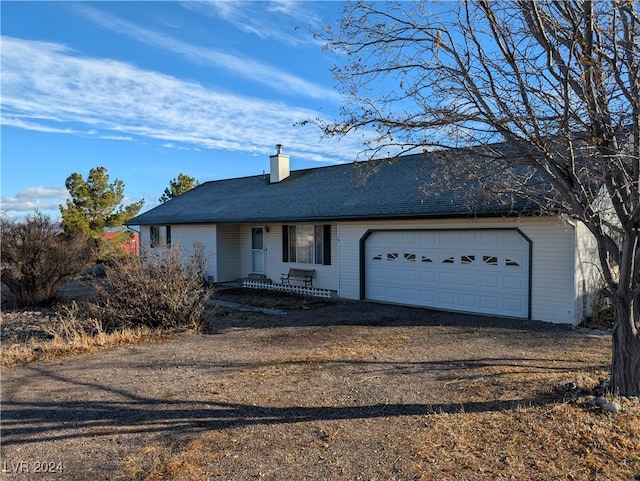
xmin=573 ymin=221 xmax=602 ymax=323
xmin=139 ymin=224 xmax=217 ymax=280
xmin=337 ymin=217 xmax=582 ymax=324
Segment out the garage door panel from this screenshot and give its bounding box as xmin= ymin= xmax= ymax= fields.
xmin=385 ymin=286 xmax=402 ymax=300
xmin=458 ymin=273 xmax=477 ymax=287
xmin=365 ymin=230 xmax=529 ymax=318
xmin=480 ymin=274 xmax=500 ymax=289
xmin=420 ymin=290 xmax=437 ymax=303
xmin=420 ymin=271 xmax=437 ymax=284
xmin=368 ymin=265 xmax=386 ymax=280
xmin=459 ymin=293 xmax=477 ymax=308
xmin=403 ymin=270 xmax=417 ymax=282
xmin=419 ymin=232 xmax=439 ymax=247
xmin=402 ymin=289 xmax=418 ymax=301
xmin=439 ymin=272 xmax=456 ymax=285
xmin=479 ymin=232 xmax=500 ymax=246
xmin=480 ymin=296 xmax=499 ymax=310
xmin=503 ymin=298 xmax=526 ymax=314
xmin=385 ymin=268 xmax=402 ymax=281
xmin=438 ymin=291 xmax=456 ymax=306
xmin=502 ymin=275 xmax=526 ymax=291
xmin=439 ymin=233 xmax=456 ymax=246
xmin=401 ymin=232 xmax=419 ymax=246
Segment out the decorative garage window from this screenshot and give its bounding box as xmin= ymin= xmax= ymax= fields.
xmin=387 ymin=252 xmax=399 ymax=261
xmin=150 ymin=225 xmax=171 ymax=248
xmin=506 ymin=257 xmax=521 ymax=267
xmin=483 ymin=255 xmax=498 ymax=266
xmin=421 ymin=256 xmax=433 ymax=263
xmin=282 ymin=224 xmax=331 ymax=265
xmin=442 ymin=256 xmax=455 ymax=264
xmin=461 ymin=255 xmax=475 ymax=265
xmin=404 ymin=253 xmax=416 ymax=261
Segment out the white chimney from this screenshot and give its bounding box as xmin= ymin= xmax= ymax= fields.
xmin=269 ymin=144 xmax=290 ymax=183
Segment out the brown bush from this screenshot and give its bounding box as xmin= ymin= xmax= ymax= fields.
xmin=1 ymin=213 xmax=94 ymax=307
xmin=89 ymin=244 xmax=213 ymax=330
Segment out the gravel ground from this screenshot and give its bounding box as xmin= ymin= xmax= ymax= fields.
xmin=1 ymin=286 xmax=625 ymax=480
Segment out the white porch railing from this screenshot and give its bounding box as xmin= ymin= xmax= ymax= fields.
xmin=242 ymin=280 xmax=333 ymax=299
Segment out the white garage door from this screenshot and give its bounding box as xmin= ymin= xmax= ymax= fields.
xmin=364 ymin=230 xmax=530 ymax=318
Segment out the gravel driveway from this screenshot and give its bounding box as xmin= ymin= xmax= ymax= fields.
xmin=1 ymin=298 xmax=615 ymax=480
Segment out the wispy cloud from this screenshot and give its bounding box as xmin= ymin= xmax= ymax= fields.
xmin=1 ymin=36 xmax=361 ymax=164
xmin=100 ymin=135 xmax=134 ymax=141
xmin=183 ymin=0 xmax=323 ymax=46
xmin=2 ymin=117 xmax=90 ymax=135
xmin=72 ymin=4 xmax=340 ymax=103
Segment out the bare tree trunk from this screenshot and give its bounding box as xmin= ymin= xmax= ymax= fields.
xmin=610 ymin=294 xmax=640 ymax=397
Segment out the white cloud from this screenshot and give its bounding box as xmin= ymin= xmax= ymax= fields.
xmin=162 ymin=142 xmax=200 ymax=151
xmin=100 ymin=135 xmax=133 ymax=141
xmin=1 ymin=36 xmax=362 ymax=164
xmin=2 ymin=117 xmax=89 ymax=135
xmin=1 ymin=186 xmax=69 ymax=214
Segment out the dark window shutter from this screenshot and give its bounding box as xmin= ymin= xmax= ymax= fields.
xmin=323 ymin=224 xmax=331 ymax=265
xmin=166 ymin=226 xmax=171 ymax=246
xmin=282 ymin=225 xmax=289 ymax=262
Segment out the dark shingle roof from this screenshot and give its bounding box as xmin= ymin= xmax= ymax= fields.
xmin=126 ymin=153 xmax=538 ymax=226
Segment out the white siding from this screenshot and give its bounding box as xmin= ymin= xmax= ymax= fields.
xmin=138 ymin=225 xmax=217 ymax=280
xmin=338 ymin=217 xmax=579 ymax=324
xmin=573 ymin=221 xmax=601 ymax=323
xmin=140 ymin=225 xmax=151 ymax=247
xmin=216 ymin=225 xmax=241 ymax=282
xmin=239 ymin=225 xmax=253 ymax=276
xmin=169 ymin=225 xmax=217 ymax=280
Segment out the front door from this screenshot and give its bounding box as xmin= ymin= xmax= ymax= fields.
xmin=251 ymin=227 xmax=265 ymax=274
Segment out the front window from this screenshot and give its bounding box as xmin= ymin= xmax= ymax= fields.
xmin=150 ymin=225 xmax=171 ymax=248
xmin=283 ymin=224 xmax=330 ymax=265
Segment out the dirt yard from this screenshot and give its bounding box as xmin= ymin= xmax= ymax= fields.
xmin=1 ymin=287 xmax=638 ymax=480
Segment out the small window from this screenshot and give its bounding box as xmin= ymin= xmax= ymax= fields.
xmin=150 ymin=225 xmax=171 ymax=248
xmin=506 ymin=258 xmax=521 ymax=267
xmin=442 ymin=256 xmax=455 ymax=264
xmin=387 ymin=252 xmax=399 ymax=261
xmin=372 ymin=254 xmax=382 ymax=261
xmin=483 ymin=255 xmax=498 ymax=266
xmin=461 ymin=255 xmax=475 ymax=265
xmin=404 ymin=253 xmax=416 ymax=261
xmin=421 ymin=256 xmax=433 ymax=263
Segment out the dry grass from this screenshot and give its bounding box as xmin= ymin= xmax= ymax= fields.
xmin=414 ymin=404 xmax=640 ymax=480
xmin=113 ymin=329 xmax=639 ymax=481
xmin=1 ymin=302 xmax=170 ymax=366
xmin=121 ymin=403 xmax=640 ymax=481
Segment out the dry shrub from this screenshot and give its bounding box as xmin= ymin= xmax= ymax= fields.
xmin=1 ymin=302 xmax=160 ymax=366
xmin=90 ymin=244 xmax=213 ymax=330
xmin=0 ymin=213 xmax=94 ymax=307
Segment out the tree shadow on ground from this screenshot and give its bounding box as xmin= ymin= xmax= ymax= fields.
xmin=0 ymin=359 xmax=597 ymax=447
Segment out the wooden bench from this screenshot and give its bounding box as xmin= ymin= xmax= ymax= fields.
xmin=280 ymin=268 xmax=314 ymax=287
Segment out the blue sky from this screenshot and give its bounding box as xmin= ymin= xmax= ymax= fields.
xmin=1 ymin=1 xmax=366 ymax=219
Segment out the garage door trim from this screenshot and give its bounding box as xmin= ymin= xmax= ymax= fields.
xmin=359 ymin=228 xmax=533 ymax=319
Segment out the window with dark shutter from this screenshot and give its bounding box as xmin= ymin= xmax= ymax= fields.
xmin=282 ymin=224 xmax=331 ymax=265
